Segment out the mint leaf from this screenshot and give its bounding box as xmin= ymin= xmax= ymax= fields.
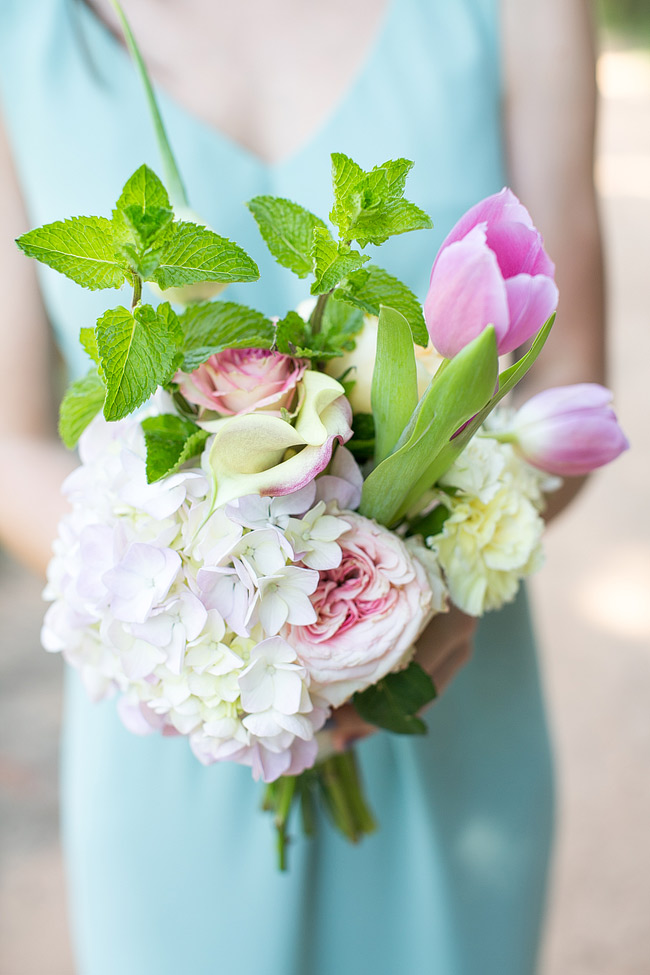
xmin=16 ymin=217 xmax=127 ymax=290
xmin=275 ymin=311 xmax=344 ymax=361
xmin=58 ymin=369 xmax=106 ymax=448
xmin=178 ymin=301 xmax=275 ymax=371
xmin=116 ymin=164 xmax=171 ymax=211
xmin=335 ymin=265 xmax=428 ymax=346
xmin=320 ymin=299 xmax=365 ymax=352
xmin=310 ymin=228 xmax=369 ymax=295
xmin=79 ymin=327 xmax=100 ymax=366
xmin=97 ymin=302 xmax=182 ymax=420
xmin=353 ymin=661 xmax=436 ymax=735
xmin=247 ymin=196 xmax=327 ymax=277
xmin=151 ymin=222 xmax=259 ymax=289
xmin=141 ymin=414 xmax=208 ymax=482
xmin=329 ymin=154 xmax=432 ymax=247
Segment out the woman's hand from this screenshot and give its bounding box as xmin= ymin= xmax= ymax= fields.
xmin=330 ymin=607 xmax=477 ymax=752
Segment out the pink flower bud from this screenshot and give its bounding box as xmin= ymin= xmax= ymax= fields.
xmin=424 ymin=189 xmax=559 ymax=359
xmin=509 ymin=383 xmax=629 ymax=476
xmin=176 ymin=348 xmax=306 ymax=416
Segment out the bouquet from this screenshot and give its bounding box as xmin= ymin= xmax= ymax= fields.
xmin=18 ymin=7 xmax=628 ymax=868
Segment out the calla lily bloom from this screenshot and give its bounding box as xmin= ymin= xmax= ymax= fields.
xmin=207 ymin=371 xmax=353 ymax=507
xmin=424 ymin=188 xmax=559 ymax=359
xmin=508 ymin=383 xmax=629 ymax=476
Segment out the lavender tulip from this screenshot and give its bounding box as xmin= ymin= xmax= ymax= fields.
xmin=424 ymin=188 xmax=559 ymax=358
xmin=508 ymin=383 xmax=629 ymax=476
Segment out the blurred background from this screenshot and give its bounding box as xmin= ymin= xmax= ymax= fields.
xmin=1 ymin=5 xmax=649 ymax=973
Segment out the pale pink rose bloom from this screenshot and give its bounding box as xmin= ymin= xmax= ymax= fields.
xmin=285 ymin=511 xmax=437 ymax=707
xmin=176 ymin=348 xmax=306 ymax=416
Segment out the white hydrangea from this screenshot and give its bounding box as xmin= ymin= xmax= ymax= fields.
xmin=426 ymin=436 xmax=552 ymax=616
xmin=42 ymin=412 xmax=353 ymax=783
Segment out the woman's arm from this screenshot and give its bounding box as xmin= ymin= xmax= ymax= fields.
xmin=0 ymin=110 xmax=76 ymax=576
xmin=502 ymin=0 xmax=606 ymax=520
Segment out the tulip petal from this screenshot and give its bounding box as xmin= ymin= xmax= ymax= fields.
xmin=501 ymin=274 xmax=559 ymax=355
xmin=424 ymin=225 xmax=509 ymax=359
xmin=436 ymin=188 xmax=533 ymax=253
xmin=484 ymin=221 xmax=555 ymax=279
xmin=515 ymin=383 xmax=613 ymax=424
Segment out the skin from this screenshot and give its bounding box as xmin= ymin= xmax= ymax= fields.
xmin=0 ymin=0 xmax=605 ymax=748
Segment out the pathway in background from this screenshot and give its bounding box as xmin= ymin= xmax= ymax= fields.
xmin=1 ymin=44 xmax=649 ymax=975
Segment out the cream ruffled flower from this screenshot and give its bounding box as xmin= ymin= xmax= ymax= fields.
xmin=427 ymin=437 xmax=550 ymax=616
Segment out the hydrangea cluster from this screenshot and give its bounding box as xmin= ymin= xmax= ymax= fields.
xmin=42 ymin=406 xmax=440 ymax=783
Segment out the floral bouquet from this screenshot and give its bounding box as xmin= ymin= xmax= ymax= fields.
xmin=17 ymin=8 xmax=628 ymax=868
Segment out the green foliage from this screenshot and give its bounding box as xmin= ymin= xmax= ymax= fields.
xmin=360 ymin=327 xmax=498 ymax=526
xmin=141 ymin=413 xmax=209 ymax=482
xmin=97 ymin=302 xmax=182 ymax=420
xmin=318 ymin=299 xmax=365 ymax=352
xmin=247 ymin=196 xmax=327 ymax=277
xmin=151 ymin=221 xmax=259 ymax=290
xmin=16 ymin=217 xmax=127 ymax=291
xmin=58 ymin=369 xmax=106 ymax=448
xmin=347 ymin=412 xmax=375 ymax=463
xmin=353 ymin=661 xmax=437 ymax=734
xmin=334 ymin=265 xmax=428 ymax=346
xmin=178 ymin=301 xmax=275 ymax=371
xmin=79 ymin=327 xmax=100 ymax=366
xmin=371 ymin=306 xmax=418 ymax=465
xmin=310 ymin=228 xmax=369 ymax=295
xmin=329 ymin=153 xmax=432 ymax=247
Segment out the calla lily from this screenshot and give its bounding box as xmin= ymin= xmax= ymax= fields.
xmin=207 ymin=371 xmax=353 ymax=507
xmin=424 ymin=188 xmax=558 ymax=359
xmin=507 ymin=383 xmax=629 ymax=476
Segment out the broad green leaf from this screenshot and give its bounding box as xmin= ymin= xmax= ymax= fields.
xmin=416 ymin=315 xmax=556 ymax=490
xmin=329 ymin=153 xmax=432 ymax=247
xmin=360 ymin=326 xmax=498 ymax=526
xmin=116 ymin=164 xmax=171 ymax=211
xmin=353 ymin=662 xmax=436 ymax=735
xmin=335 ymin=265 xmax=428 ymax=346
xmin=97 ymin=303 xmax=182 ymax=420
xmin=141 ymin=414 xmax=209 ymax=482
xmin=58 ymin=369 xmax=105 ymax=448
xmin=247 ymin=196 xmax=327 ymax=277
xmin=16 ymin=217 xmax=126 ymax=290
xmin=150 ymin=221 xmax=259 ymax=289
xmin=79 ymin=327 xmax=100 ymax=366
xmin=178 ymin=301 xmax=275 ymax=371
xmin=310 ymin=228 xmax=369 ymax=295
xmin=371 ymin=306 xmax=418 ymax=464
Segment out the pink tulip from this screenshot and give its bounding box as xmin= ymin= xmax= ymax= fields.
xmin=424 ymin=189 xmax=559 ymax=358
xmin=509 ymin=383 xmax=629 ymax=476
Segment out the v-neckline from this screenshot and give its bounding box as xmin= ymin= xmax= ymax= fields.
xmin=78 ymin=0 xmax=397 ymax=172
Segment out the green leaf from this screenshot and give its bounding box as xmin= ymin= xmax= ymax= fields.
xmin=247 ymin=196 xmax=327 ymax=277
xmin=16 ymin=217 xmax=127 ymax=290
xmin=274 ymin=311 xmax=351 ymax=361
xmin=319 ymin=298 xmax=365 ymax=352
xmin=97 ymin=302 xmax=182 ymax=421
xmin=58 ymin=369 xmax=106 ymax=448
xmin=353 ymin=661 xmax=436 ymax=735
xmin=422 ymin=314 xmax=556 ymax=486
xmin=335 ymin=265 xmax=428 ymax=346
xmin=178 ymin=301 xmax=275 ymax=371
xmin=360 ymin=326 xmax=498 ymax=526
xmin=150 ymin=221 xmax=259 ymax=289
xmin=310 ymin=228 xmax=369 ymax=295
xmin=116 ymin=164 xmax=171 ymax=212
xmin=371 ymin=306 xmax=419 ymax=464
xmin=79 ymin=327 xmax=100 ymax=366
xmin=329 ymin=153 xmax=432 ymax=247
xmin=141 ymin=414 xmax=209 ymax=482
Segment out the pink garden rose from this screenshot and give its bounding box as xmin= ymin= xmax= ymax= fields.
xmin=285 ymin=512 xmax=438 ymax=707
xmin=424 ymin=188 xmax=559 ymax=359
xmin=177 ymin=347 xmax=306 ymax=416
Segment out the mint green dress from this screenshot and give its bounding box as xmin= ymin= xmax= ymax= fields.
xmin=0 ymin=2 xmax=554 ymax=972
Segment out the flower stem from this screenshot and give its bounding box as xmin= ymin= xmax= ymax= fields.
xmin=309 ymin=290 xmax=332 ymax=337
xmin=131 ymin=273 xmax=142 ymax=309
xmin=110 ymin=0 xmax=189 ymax=208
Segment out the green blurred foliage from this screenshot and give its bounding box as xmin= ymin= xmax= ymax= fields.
xmin=598 ymin=0 xmax=650 ymax=43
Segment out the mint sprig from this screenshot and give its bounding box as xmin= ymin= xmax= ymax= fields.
xmin=334 ymin=265 xmax=429 ymax=347
xmin=247 ymin=197 xmax=327 ymax=278
xmin=58 ymin=370 xmax=106 ymax=448
xmin=179 ymin=301 xmax=275 ymax=372
xmin=141 ymin=414 xmax=209 ymax=482
xmin=17 ymin=217 xmax=126 ymax=291
xmin=310 ymin=228 xmax=369 ymax=295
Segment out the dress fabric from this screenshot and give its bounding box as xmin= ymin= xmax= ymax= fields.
xmin=0 ymin=1 xmax=555 ymax=972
